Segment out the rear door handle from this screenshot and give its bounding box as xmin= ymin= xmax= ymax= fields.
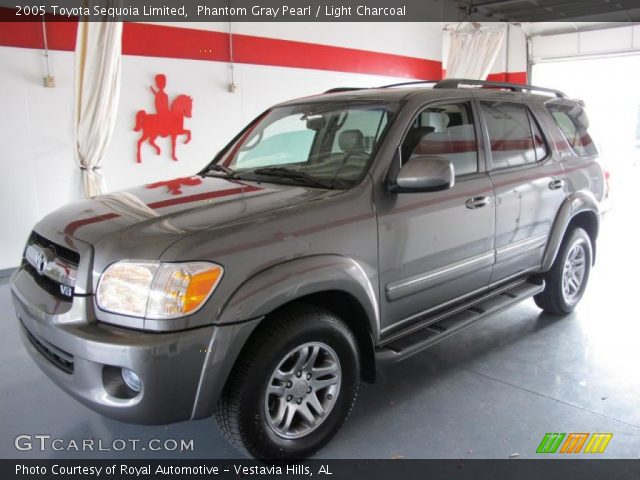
xmin=549 ymin=179 xmax=565 ymax=190
xmin=465 ymin=196 xmax=491 ymax=209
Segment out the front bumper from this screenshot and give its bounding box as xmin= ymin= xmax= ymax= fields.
xmin=11 ymin=267 xmax=259 ymax=425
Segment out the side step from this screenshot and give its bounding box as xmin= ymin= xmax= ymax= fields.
xmin=376 ymin=279 xmax=545 ymax=363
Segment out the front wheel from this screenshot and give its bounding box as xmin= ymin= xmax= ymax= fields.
xmin=534 ymin=227 xmax=592 ymax=314
xmin=215 ymin=304 xmax=359 ymax=459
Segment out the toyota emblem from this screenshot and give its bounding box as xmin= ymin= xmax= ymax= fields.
xmin=34 ymin=248 xmax=53 ymax=275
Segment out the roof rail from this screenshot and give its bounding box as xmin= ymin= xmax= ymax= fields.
xmin=378 ymin=80 xmax=439 ymax=88
xmin=323 ymin=87 xmax=366 ymax=94
xmin=434 ymin=78 xmax=567 ymax=98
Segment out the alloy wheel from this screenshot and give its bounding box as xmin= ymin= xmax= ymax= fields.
xmin=264 ymin=342 xmax=341 ymax=439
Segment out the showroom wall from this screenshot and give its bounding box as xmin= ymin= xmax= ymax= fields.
xmin=0 ymin=20 xmax=525 ymax=269
xmin=0 ymin=21 xmax=442 ymax=269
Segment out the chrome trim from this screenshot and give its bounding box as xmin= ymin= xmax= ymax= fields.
xmin=25 ymin=243 xmax=77 ymax=287
xmin=495 ymin=233 xmax=547 ymax=261
xmin=386 ymin=251 xmax=495 ymax=302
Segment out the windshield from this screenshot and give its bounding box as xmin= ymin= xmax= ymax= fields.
xmin=214 ymin=102 xmax=398 ymax=188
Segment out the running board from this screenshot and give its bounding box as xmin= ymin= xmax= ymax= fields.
xmin=376 ymin=279 xmax=545 ymax=363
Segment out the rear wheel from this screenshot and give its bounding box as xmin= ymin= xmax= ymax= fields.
xmin=215 ymin=304 xmax=359 ymax=459
xmin=534 ymin=227 xmax=592 ymax=314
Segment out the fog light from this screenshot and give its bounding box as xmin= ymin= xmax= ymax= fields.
xmin=121 ymin=368 xmax=142 ymax=393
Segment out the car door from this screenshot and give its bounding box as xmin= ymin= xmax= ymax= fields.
xmin=476 ymin=96 xmax=566 ymax=284
xmin=376 ymin=99 xmax=496 ymax=335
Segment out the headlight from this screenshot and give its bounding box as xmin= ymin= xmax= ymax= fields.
xmin=96 ymin=260 xmax=223 ymax=319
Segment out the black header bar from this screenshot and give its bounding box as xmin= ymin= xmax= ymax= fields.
xmin=1 ymin=0 xmax=640 ymax=22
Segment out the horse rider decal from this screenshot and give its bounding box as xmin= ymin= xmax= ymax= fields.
xmin=134 ymin=74 xmax=193 ymax=163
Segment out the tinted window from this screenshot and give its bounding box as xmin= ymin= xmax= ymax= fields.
xmin=401 ymin=103 xmax=478 ymax=176
xmin=530 ymin=111 xmax=549 ymax=161
xmin=548 ymin=104 xmax=598 ymax=157
xmin=331 ymin=108 xmax=388 ymax=155
xmin=219 ymin=103 xmax=397 ymax=188
xmin=481 ymin=101 xmax=540 ymax=169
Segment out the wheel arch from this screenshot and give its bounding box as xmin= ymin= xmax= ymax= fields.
xmin=216 ymin=254 xmax=379 ymax=384
xmin=289 ymin=290 xmax=377 ymax=383
xmin=542 ymin=191 xmax=600 ymax=271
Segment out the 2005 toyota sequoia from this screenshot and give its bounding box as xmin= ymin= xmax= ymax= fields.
xmin=11 ymin=79 xmax=605 ymax=458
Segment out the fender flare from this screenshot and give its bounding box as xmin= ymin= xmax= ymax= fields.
xmin=216 ymin=254 xmax=380 ymax=339
xmin=541 ymin=190 xmax=600 ymax=271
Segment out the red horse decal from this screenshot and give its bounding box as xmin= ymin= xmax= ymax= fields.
xmin=134 ymin=74 xmax=193 ymax=163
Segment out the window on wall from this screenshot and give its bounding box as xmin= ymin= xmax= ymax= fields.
xmin=548 ymin=103 xmax=598 ymax=157
xmin=401 ymin=102 xmax=478 ymax=176
xmin=480 ymin=101 xmax=547 ymax=169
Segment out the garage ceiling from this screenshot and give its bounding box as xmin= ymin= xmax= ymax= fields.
xmin=466 ymin=0 xmax=640 ymax=23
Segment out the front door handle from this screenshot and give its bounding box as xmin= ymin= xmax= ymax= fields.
xmin=549 ymin=179 xmax=565 ymax=190
xmin=465 ymin=196 xmax=491 ymax=209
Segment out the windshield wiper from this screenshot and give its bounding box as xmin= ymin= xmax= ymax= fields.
xmin=202 ymin=164 xmax=240 ymax=179
xmin=252 ymin=167 xmax=334 ymax=189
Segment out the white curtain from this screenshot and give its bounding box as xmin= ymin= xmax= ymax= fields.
xmin=74 ymin=19 xmax=122 ymax=197
xmin=445 ymin=23 xmax=506 ymax=80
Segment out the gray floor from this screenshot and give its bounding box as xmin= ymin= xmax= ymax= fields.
xmin=2 ymin=169 xmax=639 ymax=460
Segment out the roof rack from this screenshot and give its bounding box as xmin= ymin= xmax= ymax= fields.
xmin=434 ymin=78 xmax=567 ymax=98
xmin=323 ymin=87 xmax=366 ymax=94
xmin=322 ymin=79 xmax=567 ymax=99
xmin=377 ymin=80 xmax=439 ymax=88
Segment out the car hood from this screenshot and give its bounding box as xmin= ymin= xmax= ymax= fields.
xmin=38 ymin=176 xmax=335 ymax=250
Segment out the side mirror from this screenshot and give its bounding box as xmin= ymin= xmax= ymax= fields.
xmin=390 ymin=155 xmax=454 ymax=193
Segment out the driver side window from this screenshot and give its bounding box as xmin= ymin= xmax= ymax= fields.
xmin=401 ymin=102 xmax=479 ymax=177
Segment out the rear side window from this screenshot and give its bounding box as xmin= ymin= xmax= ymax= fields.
xmin=548 ymin=104 xmax=598 ymax=157
xmin=480 ymin=101 xmax=547 ymax=169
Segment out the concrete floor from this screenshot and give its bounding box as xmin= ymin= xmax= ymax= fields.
xmin=1 ymin=169 xmax=639 ymax=460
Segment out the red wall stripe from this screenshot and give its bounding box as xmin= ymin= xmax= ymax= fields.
xmin=122 ymin=22 xmax=230 ymax=62
xmin=487 ymin=71 xmax=528 ymax=84
xmin=0 ymin=19 xmax=77 ymax=51
xmin=0 ymin=16 xmax=441 ymax=80
xmin=231 ymin=32 xmax=441 ymax=79
xmin=441 ymin=69 xmax=528 ymax=85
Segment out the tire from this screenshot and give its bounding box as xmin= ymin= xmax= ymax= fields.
xmin=534 ymin=227 xmax=592 ymax=314
xmin=214 ymin=303 xmax=360 ymax=459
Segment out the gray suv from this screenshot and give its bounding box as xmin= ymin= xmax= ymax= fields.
xmin=11 ymin=79 xmax=605 ymax=459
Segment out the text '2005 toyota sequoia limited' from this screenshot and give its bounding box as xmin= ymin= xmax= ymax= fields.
xmin=11 ymin=79 xmax=605 ymax=459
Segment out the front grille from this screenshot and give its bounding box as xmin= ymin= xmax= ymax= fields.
xmin=30 ymin=231 xmax=80 ymax=265
xmin=24 ymin=231 xmax=79 ymax=300
xmin=21 ymin=321 xmax=74 ymax=374
xmin=22 ymin=262 xmax=72 ymax=302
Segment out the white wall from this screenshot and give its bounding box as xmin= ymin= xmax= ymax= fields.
xmin=0 ymin=46 xmax=79 ymax=270
xmin=0 ymin=22 xmax=443 ymax=269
